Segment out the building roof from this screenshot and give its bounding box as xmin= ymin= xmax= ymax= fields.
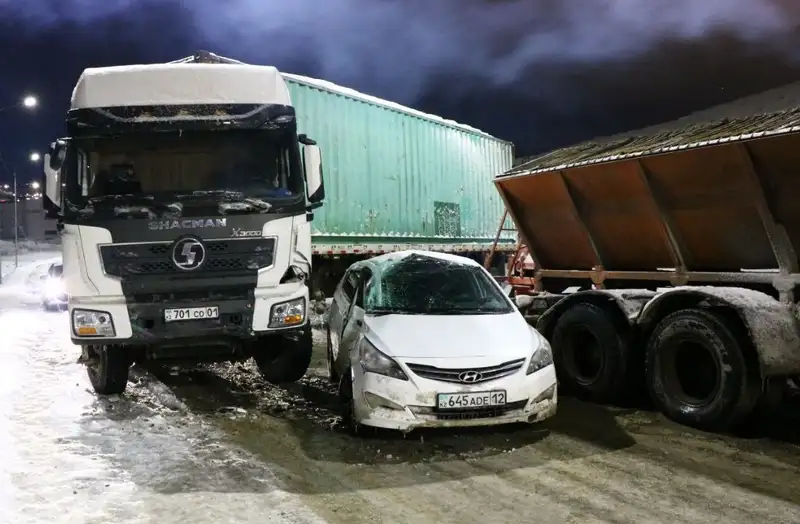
xmin=505 ymin=80 xmax=800 ymax=177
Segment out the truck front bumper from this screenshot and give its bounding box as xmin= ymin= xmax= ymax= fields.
xmin=69 ymin=283 xmax=308 ymax=346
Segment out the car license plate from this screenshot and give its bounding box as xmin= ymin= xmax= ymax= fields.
xmin=164 ymin=306 xmax=220 ymax=322
xmin=437 ymin=391 xmax=507 ymax=410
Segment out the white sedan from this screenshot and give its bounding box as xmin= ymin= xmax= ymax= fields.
xmin=326 ymin=250 xmax=557 ymax=434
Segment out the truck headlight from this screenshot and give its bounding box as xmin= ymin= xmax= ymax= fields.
xmin=526 ymin=329 xmax=553 ymax=375
xmin=72 ymin=309 xmax=115 ymax=337
xmin=268 ymin=297 xmax=306 ymax=328
xmin=359 ymin=338 xmax=408 ymax=381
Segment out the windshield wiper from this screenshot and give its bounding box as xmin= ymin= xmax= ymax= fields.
xmin=182 ymin=190 xmax=273 ymax=213
xmin=367 ymin=308 xmax=425 ymax=316
xmin=86 ymin=195 xmax=181 ymax=217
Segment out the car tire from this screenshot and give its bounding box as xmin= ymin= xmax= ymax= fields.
xmin=327 ymin=326 xmax=340 ymax=385
xmin=338 ymin=370 xmax=375 ymax=437
xmin=551 ymin=302 xmax=630 ymax=403
xmin=85 ymin=344 xmax=130 ymax=395
xmin=645 ymin=308 xmax=759 ymax=431
xmin=254 ymin=326 xmax=313 ymax=384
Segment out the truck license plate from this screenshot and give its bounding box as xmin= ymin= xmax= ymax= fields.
xmin=164 ymin=306 xmax=220 ymax=322
xmin=437 ymin=391 xmax=506 ymax=410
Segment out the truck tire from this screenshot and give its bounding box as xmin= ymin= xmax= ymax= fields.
xmin=85 ymin=344 xmax=130 ymax=395
xmin=254 ymin=326 xmax=313 ymax=384
xmin=645 ymin=308 xmax=759 ymax=431
xmin=551 ymin=302 xmax=630 ymax=403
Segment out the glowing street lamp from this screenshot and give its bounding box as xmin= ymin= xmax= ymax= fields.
xmin=22 ymin=95 xmax=37 ymax=109
xmin=29 ymin=152 xmax=41 ymax=162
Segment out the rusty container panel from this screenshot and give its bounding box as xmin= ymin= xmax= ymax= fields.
xmin=497 ymin=133 xmax=800 ymax=274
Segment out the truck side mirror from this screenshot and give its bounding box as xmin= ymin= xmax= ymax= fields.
xmin=43 ymin=153 xmax=62 ymax=218
xmin=303 ymin=144 xmax=325 ymax=204
xmin=48 ymin=140 xmax=67 ymax=171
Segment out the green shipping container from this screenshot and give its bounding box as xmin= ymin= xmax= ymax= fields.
xmin=283 ymin=73 xmax=515 ymax=252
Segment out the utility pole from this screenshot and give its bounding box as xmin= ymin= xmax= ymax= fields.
xmin=13 ymin=170 xmax=18 ymax=268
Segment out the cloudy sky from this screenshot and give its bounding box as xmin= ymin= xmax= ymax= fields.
xmin=0 ymin=0 xmax=799 ymax=186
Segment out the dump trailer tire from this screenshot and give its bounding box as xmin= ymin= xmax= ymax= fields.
xmin=551 ymin=302 xmax=630 ymax=403
xmin=254 ymin=326 xmax=313 ymax=384
xmin=645 ymin=308 xmax=758 ymax=431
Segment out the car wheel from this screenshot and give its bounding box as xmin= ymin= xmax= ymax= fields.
xmin=645 ymin=308 xmax=759 ymax=431
xmin=84 ymin=344 xmax=130 ymax=395
xmin=327 ymin=326 xmax=340 ymax=385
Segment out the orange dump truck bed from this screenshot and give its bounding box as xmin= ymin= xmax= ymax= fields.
xmin=495 ymin=82 xmax=800 ymax=294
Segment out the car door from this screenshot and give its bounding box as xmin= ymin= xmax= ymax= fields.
xmin=329 ymin=269 xmax=359 ymax=368
xmin=339 ymin=269 xmax=371 ymax=368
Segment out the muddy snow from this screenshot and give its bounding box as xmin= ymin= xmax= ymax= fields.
xmin=1 ymin=256 xmax=799 ymax=523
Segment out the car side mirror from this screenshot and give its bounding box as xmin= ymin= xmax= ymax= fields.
xmin=302 ymin=143 xmax=325 ymax=205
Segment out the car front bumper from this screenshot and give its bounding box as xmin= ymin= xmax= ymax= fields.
xmin=350 ymin=363 xmax=558 ymax=432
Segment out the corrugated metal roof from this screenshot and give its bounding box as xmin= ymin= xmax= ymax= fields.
xmin=505 ymin=80 xmax=800 ymax=177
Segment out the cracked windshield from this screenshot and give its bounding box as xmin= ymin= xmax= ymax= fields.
xmin=1 ymin=1 xmax=799 ymax=523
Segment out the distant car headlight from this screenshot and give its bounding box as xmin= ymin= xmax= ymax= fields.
xmin=72 ymin=309 xmax=115 ymax=337
xmin=526 ymin=328 xmax=553 ymax=375
xmin=269 ymin=297 xmax=306 ymax=328
xmin=359 ymin=338 xmax=408 ymax=381
xmin=44 ymin=278 xmax=65 ymax=298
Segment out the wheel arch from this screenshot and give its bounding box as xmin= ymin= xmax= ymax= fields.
xmin=536 ymin=289 xmax=656 ymax=340
xmin=637 ymin=286 xmax=800 ymax=378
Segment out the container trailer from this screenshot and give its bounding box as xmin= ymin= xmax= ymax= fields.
xmin=489 ymin=82 xmax=800 ymax=431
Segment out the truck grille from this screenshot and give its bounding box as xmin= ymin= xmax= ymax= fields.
xmin=100 ymin=238 xmax=276 ymax=278
xmin=405 ymin=358 xmax=526 ymax=385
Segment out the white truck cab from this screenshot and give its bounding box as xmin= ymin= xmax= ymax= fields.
xmin=43 ymin=51 xmax=326 ymax=395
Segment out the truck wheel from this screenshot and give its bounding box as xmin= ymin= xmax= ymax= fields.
xmin=645 ymin=309 xmax=759 ymax=431
xmin=551 ymin=302 xmax=630 ymax=402
xmin=254 ymin=326 xmax=313 ymax=384
xmin=84 ymin=344 xmax=130 ymax=395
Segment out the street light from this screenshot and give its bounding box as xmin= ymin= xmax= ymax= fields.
xmin=22 ymin=95 xmax=37 ymax=109
xmin=10 ymin=150 xmax=43 ymax=268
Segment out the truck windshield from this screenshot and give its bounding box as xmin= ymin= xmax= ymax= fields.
xmin=365 ymin=255 xmax=515 ymax=315
xmin=65 ymin=129 xmax=303 ymax=217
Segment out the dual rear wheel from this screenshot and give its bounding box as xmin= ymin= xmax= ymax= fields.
xmin=552 ymin=304 xmax=764 ymax=431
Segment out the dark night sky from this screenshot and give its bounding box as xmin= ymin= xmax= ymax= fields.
xmin=1 ymin=0 xmax=799 ymax=187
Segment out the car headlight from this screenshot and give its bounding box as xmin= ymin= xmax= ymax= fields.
xmin=359 ymin=338 xmax=408 ymax=381
xmin=44 ymin=278 xmax=65 ymax=298
xmin=72 ymin=309 xmax=115 ymax=337
xmin=269 ymin=297 xmax=306 ymax=328
xmin=526 ymin=329 xmax=553 ymax=375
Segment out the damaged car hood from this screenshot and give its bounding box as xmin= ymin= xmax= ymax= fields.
xmin=364 ymin=312 xmax=535 ymax=361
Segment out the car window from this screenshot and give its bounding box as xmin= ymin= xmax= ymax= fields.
xmin=365 ymin=254 xmax=513 ymax=315
xmin=341 ymin=270 xmax=358 ymax=301
xmin=355 ymin=268 xmax=373 ymax=308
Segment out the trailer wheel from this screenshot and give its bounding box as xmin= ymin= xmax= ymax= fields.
xmin=84 ymin=344 xmax=130 ymax=395
xmin=645 ymin=308 xmax=758 ymax=431
xmin=254 ymin=326 xmax=313 ymax=384
xmin=551 ymin=302 xmax=630 ymax=402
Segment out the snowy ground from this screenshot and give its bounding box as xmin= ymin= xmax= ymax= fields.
xmin=1 ymin=252 xmax=799 ymax=523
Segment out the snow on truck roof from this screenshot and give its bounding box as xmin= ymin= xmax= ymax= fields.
xmin=71 ymin=63 xmax=293 ymax=109
xmin=69 ymin=54 xmax=502 ymax=140
xmin=507 ymin=80 xmax=800 ymax=177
